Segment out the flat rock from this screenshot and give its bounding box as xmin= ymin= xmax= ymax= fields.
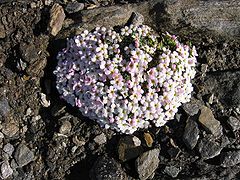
xmin=227 ymin=116 xmax=240 ymax=132
xmin=164 ymin=166 xmax=181 ymax=178
xmin=198 ymin=106 xmax=223 ymax=137
xmin=1 ymin=161 xmax=13 ymax=179
xmin=14 ymin=144 xmax=35 ymax=167
xmin=221 ymin=150 xmax=240 ymax=167
xmin=90 ymin=155 xmax=128 ymax=180
xmin=135 ymin=148 xmax=160 ymax=180
xmin=118 ymin=136 xmax=143 ymax=162
xmin=0 ymin=97 xmax=10 ymax=117
xmin=49 ymin=3 xmax=66 ymax=36
xmin=182 ymin=98 xmax=202 ymax=116
xmin=183 ymin=117 xmax=199 ymax=149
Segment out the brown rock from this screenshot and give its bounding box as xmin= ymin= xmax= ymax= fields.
xmin=144 ymin=132 xmax=153 ymax=147
xmin=2 ymin=121 xmax=19 ymax=138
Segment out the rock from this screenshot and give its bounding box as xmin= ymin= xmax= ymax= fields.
xmin=182 ymin=98 xmax=202 ymax=116
xmin=221 ymin=150 xmax=240 ymax=167
xmin=59 ymin=120 xmax=72 ymax=135
xmin=0 ymin=24 xmax=6 ymax=38
xmin=14 ymin=144 xmax=35 ymax=167
xmin=164 ymin=166 xmax=181 ymax=178
xmin=198 ymin=135 xmax=229 ymax=160
xmin=227 ymin=116 xmax=240 ymax=132
xmin=40 ymin=93 xmax=50 ymax=107
xmin=118 ymin=136 xmax=143 ymax=162
xmin=49 ymin=3 xmax=66 ymax=36
xmin=183 ymin=117 xmax=199 ymax=149
xmin=1 ymin=162 xmax=13 ymax=179
xmin=131 ymin=12 xmax=144 ymax=26
xmin=231 ymin=82 xmax=240 ymax=106
xmin=94 ymin=133 xmax=107 ymax=145
xmin=0 ymin=132 xmax=4 ymax=139
xmin=3 ymin=143 xmax=14 ymax=156
xmin=2 ymin=122 xmax=19 ymax=138
xmin=65 ymin=2 xmax=84 ymax=14
xmin=0 ymin=97 xmax=10 ymax=117
xmin=135 ymin=148 xmax=160 ymax=180
xmin=198 ymin=106 xmax=223 ymax=137
xmin=90 ymin=155 xmax=128 ymax=180
xmin=144 ymin=132 xmax=153 ymax=147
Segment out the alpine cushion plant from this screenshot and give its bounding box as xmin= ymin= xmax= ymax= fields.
xmin=54 ymin=24 xmax=197 ymax=134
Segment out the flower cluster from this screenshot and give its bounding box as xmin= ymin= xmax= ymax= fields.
xmin=54 ymin=25 xmax=197 ymax=134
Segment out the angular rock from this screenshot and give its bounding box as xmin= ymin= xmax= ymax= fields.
xmin=221 ymin=150 xmax=240 ymax=167
xmin=118 ymin=136 xmax=143 ymax=162
xmin=1 ymin=162 xmax=13 ymax=179
xmin=135 ymin=148 xmax=160 ymax=180
xmin=198 ymin=106 xmax=223 ymax=137
xmin=94 ymin=133 xmax=107 ymax=145
xmin=2 ymin=122 xmax=19 ymax=138
xmin=0 ymin=97 xmax=10 ymax=117
xmin=182 ymin=98 xmax=202 ymax=116
xmin=90 ymin=156 xmax=128 ymax=180
xmin=231 ymin=82 xmax=240 ymax=106
xmin=59 ymin=120 xmax=72 ymax=135
xmin=131 ymin=12 xmax=144 ymax=26
xmin=183 ymin=117 xmax=199 ymax=149
xmin=3 ymin=143 xmax=14 ymax=156
xmin=227 ymin=116 xmax=240 ymax=132
xmin=14 ymin=144 xmax=35 ymax=167
xmin=164 ymin=166 xmax=181 ymax=178
xmin=49 ymin=3 xmax=66 ymax=36
xmin=65 ymin=2 xmax=84 ymax=14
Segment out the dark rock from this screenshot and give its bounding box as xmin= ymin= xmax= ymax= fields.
xmin=227 ymin=116 xmax=240 ymax=132
xmin=198 ymin=106 xmax=223 ymax=137
xmin=164 ymin=166 xmax=181 ymax=178
xmin=135 ymin=148 xmax=160 ymax=180
xmin=65 ymin=2 xmax=84 ymax=14
xmin=231 ymin=82 xmax=240 ymax=106
xmin=167 ymin=146 xmax=181 ymax=159
xmin=90 ymin=155 xmax=128 ymax=180
xmin=1 ymin=161 xmax=13 ymax=179
xmin=14 ymin=144 xmax=35 ymax=167
xmin=182 ymin=98 xmax=202 ymax=116
xmin=183 ymin=117 xmax=199 ymax=149
xmin=118 ymin=136 xmax=142 ymax=162
xmin=3 ymin=143 xmax=14 ymax=157
xmin=49 ymin=3 xmax=66 ymax=36
xmin=93 ymin=133 xmax=107 ymax=145
xmin=221 ymin=150 xmax=240 ymax=167
xmin=0 ymin=97 xmax=10 ymax=117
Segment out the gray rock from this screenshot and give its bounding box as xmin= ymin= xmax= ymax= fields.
xmin=221 ymin=150 xmax=240 ymax=167
xmin=182 ymin=98 xmax=202 ymax=116
xmin=0 ymin=97 xmax=10 ymax=117
xmin=118 ymin=136 xmax=143 ymax=162
xmin=14 ymin=144 xmax=34 ymax=167
xmin=231 ymin=82 xmax=240 ymax=106
xmin=94 ymin=133 xmax=107 ymax=145
xmin=49 ymin=3 xmax=66 ymax=36
xmin=135 ymin=148 xmax=160 ymax=180
xmin=3 ymin=143 xmax=14 ymax=156
xmin=59 ymin=120 xmax=72 ymax=135
xmin=227 ymin=116 xmax=240 ymax=132
xmin=198 ymin=106 xmax=223 ymax=137
xmin=131 ymin=12 xmax=144 ymax=26
xmin=1 ymin=161 xmax=13 ymax=179
xmin=198 ymin=135 xmax=229 ymax=159
xmin=183 ymin=117 xmax=199 ymax=149
xmin=65 ymin=2 xmax=84 ymax=14
xmin=164 ymin=166 xmax=181 ymax=178
xmin=90 ymin=155 xmax=128 ymax=180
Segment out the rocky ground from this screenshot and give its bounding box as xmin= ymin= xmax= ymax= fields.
xmin=0 ymin=0 xmax=240 ymax=179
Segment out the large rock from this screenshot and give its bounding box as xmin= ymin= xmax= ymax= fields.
xmin=135 ymin=148 xmax=160 ymax=180
xmin=182 ymin=98 xmax=202 ymax=116
xmin=14 ymin=144 xmax=35 ymax=167
xmin=221 ymin=150 xmax=240 ymax=167
xmin=183 ymin=117 xmax=199 ymax=149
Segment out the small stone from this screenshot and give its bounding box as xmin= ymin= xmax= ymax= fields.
xmin=183 ymin=117 xmax=199 ymax=149
xmin=49 ymin=3 xmax=66 ymax=36
xmin=65 ymin=2 xmax=84 ymax=14
xmin=221 ymin=150 xmax=240 ymax=167
xmin=1 ymin=162 xmax=13 ymax=179
xmin=3 ymin=143 xmax=14 ymax=156
xmin=14 ymin=144 xmax=35 ymax=167
xmin=90 ymin=155 xmax=128 ymax=180
xmin=0 ymin=132 xmax=4 ymax=139
xmin=231 ymin=82 xmax=240 ymax=106
xmin=227 ymin=116 xmax=240 ymax=132
xmin=198 ymin=106 xmax=223 ymax=137
xmin=135 ymin=148 xmax=160 ymax=180
xmin=40 ymin=93 xmax=50 ymax=107
xmin=59 ymin=120 xmax=72 ymax=135
xmin=164 ymin=166 xmax=181 ymax=178
xmin=144 ymin=132 xmax=153 ymax=147
xmin=182 ymin=98 xmax=202 ymax=116
xmin=94 ymin=133 xmax=107 ymax=145
xmin=118 ymin=136 xmax=143 ymax=162
xmin=0 ymin=24 xmax=6 ymax=38
xmin=0 ymin=97 xmax=10 ymax=117
xmin=2 ymin=122 xmax=19 ymax=138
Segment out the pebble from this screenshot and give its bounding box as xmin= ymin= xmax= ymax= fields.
xmin=1 ymin=161 xmax=13 ymax=179
xmin=144 ymin=132 xmax=153 ymax=147
xmin=183 ymin=117 xmax=199 ymax=149
xmin=221 ymin=150 xmax=240 ymax=167
xmin=135 ymin=148 xmax=160 ymax=180
xmin=2 ymin=122 xmax=19 ymax=138
xmin=49 ymin=3 xmax=66 ymax=36
xmin=14 ymin=144 xmax=35 ymax=167
xmin=0 ymin=132 xmax=4 ymax=139
xmin=226 ymin=116 xmax=240 ymax=132
xmin=90 ymin=155 xmax=128 ymax=180
xmin=3 ymin=143 xmax=14 ymax=156
xmin=65 ymin=2 xmax=84 ymax=14
xmin=59 ymin=120 xmax=72 ymax=135
xmin=0 ymin=97 xmax=10 ymax=117
xmin=40 ymin=93 xmax=50 ymax=107
xmin=198 ymin=106 xmax=223 ymax=137
xmin=118 ymin=136 xmax=143 ymax=162
xmin=164 ymin=165 xmax=181 ymax=178
xmin=182 ymin=98 xmax=202 ymax=116
xmin=93 ymin=133 xmax=107 ymax=145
